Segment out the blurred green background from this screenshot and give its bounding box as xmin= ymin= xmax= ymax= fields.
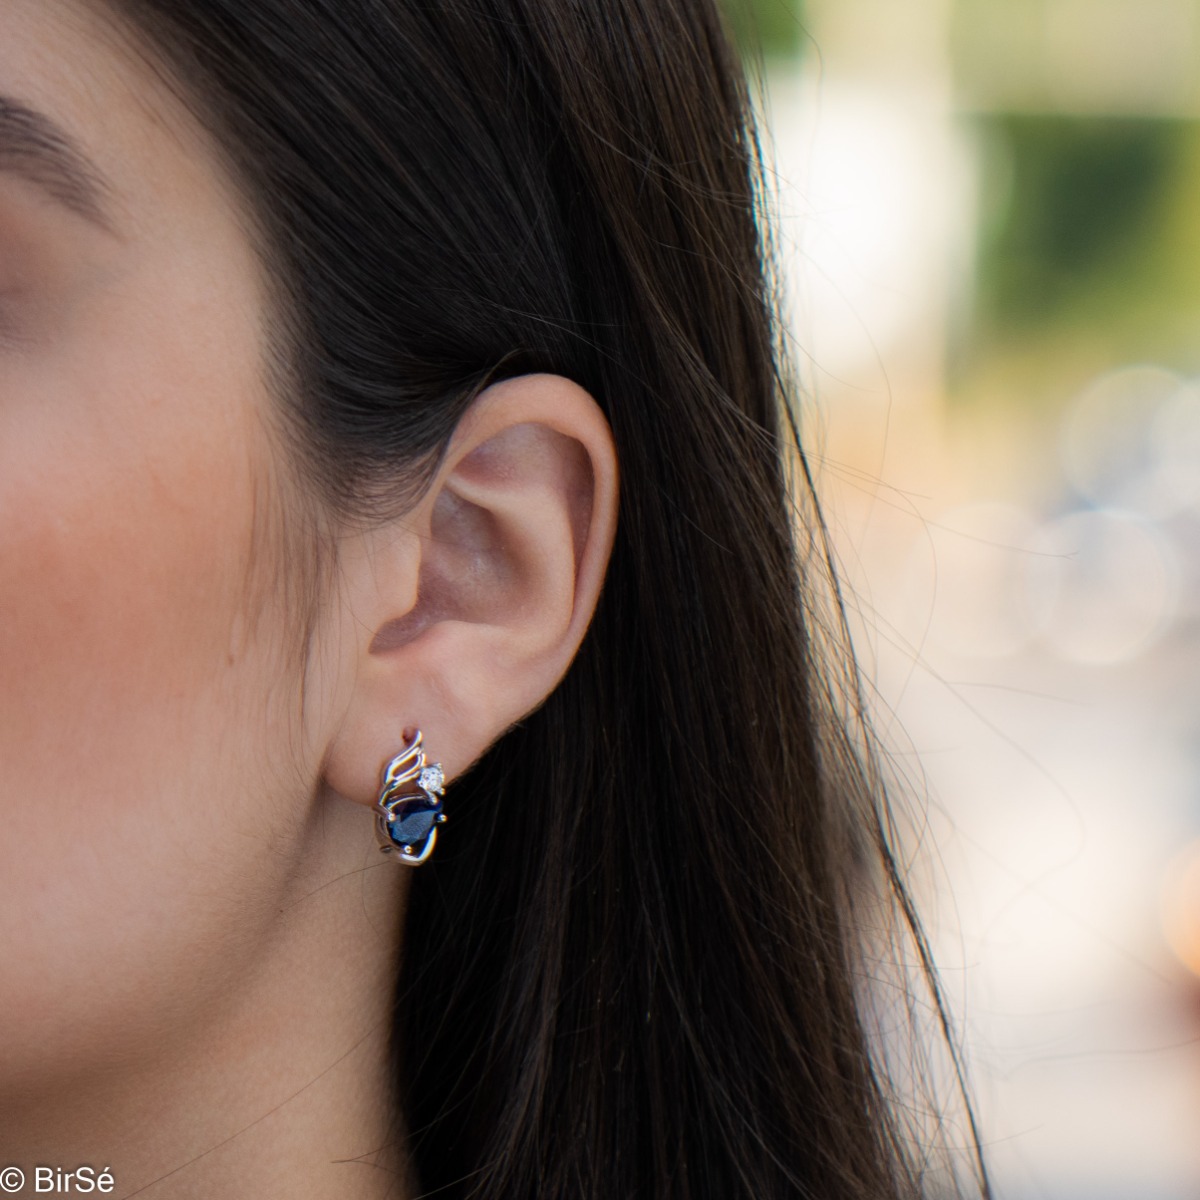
xmin=726 ymin=0 xmax=1200 ymax=412
xmin=721 ymin=0 xmax=805 ymax=58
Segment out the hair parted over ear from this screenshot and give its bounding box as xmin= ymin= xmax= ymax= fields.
xmin=320 ymin=373 xmax=618 ymax=809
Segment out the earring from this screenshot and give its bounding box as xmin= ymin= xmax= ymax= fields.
xmin=375 ymin=729 xmax=446 ymax=866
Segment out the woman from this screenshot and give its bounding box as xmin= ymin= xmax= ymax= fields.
xmin=0 ymin=0 xmax=985 ymax=1196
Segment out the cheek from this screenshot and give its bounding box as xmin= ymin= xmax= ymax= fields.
xmin=0 ymin=430 xmax=234 ymax=754
xmin=0 ymin=298 xmax=262 ymax=772
xmin=0 ymin=302 xmax=303 ymax=1087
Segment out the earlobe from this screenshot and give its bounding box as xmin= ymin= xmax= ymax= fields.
xmin=320 ymin=373 xmax=617 ymax=813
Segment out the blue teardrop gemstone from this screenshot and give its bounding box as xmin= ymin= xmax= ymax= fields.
xmin=387 ymin=797 xmax=442 ymax=848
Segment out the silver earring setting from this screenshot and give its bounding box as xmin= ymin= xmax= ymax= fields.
xmin=375 ymin=729 xmax=446 ymax=866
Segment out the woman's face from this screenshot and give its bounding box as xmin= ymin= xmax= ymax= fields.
xmin=0 ymin=0 xmax=346 ymax=1091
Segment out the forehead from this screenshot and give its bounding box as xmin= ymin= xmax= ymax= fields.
xmin=0 ymin=0 xmax=238 ymax=240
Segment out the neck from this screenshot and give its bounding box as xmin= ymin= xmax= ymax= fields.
xmin=0 ymin=802 xmax=412 ymax=1200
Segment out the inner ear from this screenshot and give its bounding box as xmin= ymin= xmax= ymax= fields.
xmin=368 ymin=423 xmax=593 ymax=655
xmin=454 ymin=423 xmax=595 ymax=571
xmin=368 ymin=492 xmax=504 ymax=653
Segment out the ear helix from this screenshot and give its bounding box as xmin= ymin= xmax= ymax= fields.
xmin=374 ymin=729 xmax=446 ymax=866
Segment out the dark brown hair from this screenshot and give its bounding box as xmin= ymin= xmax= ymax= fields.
xmin=111 ymin=1 xmax=988 ymax=1196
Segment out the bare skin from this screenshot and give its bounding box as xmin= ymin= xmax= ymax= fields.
xmin=0 ymin=2 xmax=618 ymax=1196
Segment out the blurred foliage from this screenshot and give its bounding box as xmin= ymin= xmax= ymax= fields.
xmin=719 ymin=0 xmax=805 ymax=59
xmin=958 ymin=115 xmax=1200 ymax=403
xmin=977 ymin=117 xmax=1178 ymax=329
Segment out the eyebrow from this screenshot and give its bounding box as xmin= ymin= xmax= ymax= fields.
xmin=0 ymin=95 xmax=114 ymax=230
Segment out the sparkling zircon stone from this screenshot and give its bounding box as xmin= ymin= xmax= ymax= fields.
xmin=418 ymin=764 xmax=444 ymax=794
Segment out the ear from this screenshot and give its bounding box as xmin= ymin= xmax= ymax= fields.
xmin=320 ymin=373 xmax=618 ymax=810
